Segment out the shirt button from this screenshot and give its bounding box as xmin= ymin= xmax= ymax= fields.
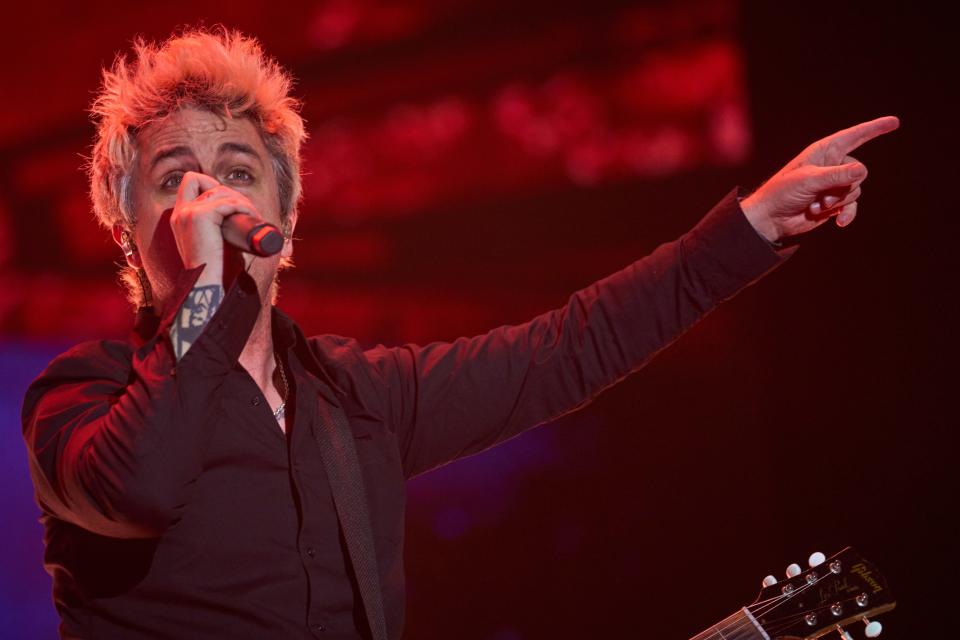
xmin=311 ymin=623 xmax=325 ymax=632
xmin=306 ymin=547 xmax=316 ymax=558
xmin=237 ymin=289 xmax=246 ymax=298
xmin=251 ymin=396 xmax=262 ymax=406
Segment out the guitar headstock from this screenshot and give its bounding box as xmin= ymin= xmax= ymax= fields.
xmin=748 ymin=547 xmax=895 ymax=639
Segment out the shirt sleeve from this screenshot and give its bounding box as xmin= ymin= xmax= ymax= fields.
xmin=362 ymin=188 xmax=797 ymax=478
xmin=21 ymin=268 xmax=262 ymax=538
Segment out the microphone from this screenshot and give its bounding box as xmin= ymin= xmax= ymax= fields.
xmin=221 ymin=213 xmax=284 ymax=257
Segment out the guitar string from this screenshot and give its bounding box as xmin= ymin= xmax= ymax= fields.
xmin=747 ymin=570 xmax=858 ymax=625
xmin=696 ymin=572 xmax=836 ymax=640
xmin=759 ymin=595 xmax=866 ymax=637
xmin=695 ymin=598 xmax=792 ymax=640
xmin=707 ymin=571 xmax=866 ymax=640
xmin=720 ymin=578 xmax=825 ymax=638
xmin=690 ymin=595 xmax=792 ymax=640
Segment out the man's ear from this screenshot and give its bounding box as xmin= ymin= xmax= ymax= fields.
xmin=112 ymin=224 xmax=143 ymax=269
xmin=280 ymin=212 xmax=298 ymax=259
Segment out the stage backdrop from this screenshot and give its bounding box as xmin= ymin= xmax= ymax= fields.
xmin=1 ymin=1 xmax=952 ymax=638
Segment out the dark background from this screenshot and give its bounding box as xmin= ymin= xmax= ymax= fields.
xmin=0 ymin=1 xmax=954 ymax=638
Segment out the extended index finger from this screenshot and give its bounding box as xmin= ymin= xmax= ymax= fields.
xmin=825 ymin=116 xmax=900 ymax=155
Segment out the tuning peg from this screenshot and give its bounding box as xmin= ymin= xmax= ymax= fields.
xmin=835 ymin=625 xmax=853 ymax=640
xmin=762 ymin=575 xmax=777 ymax=588
xmin=863 ymin=617 xmax=882 ymax=638
xmin=785 ymin=563 xmax=802 ymax=578
xmin=809 ymin=551 xmax=826 ymax=568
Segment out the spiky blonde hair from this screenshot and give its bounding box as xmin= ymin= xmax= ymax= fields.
xmin=88 ymin=26 xmax=306 ymax=306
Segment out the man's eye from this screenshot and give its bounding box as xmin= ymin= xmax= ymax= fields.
xmin=161 ymin=173 xmax=183 ymax=190
xmin=227 ymin=168 xmax=253 ymax=182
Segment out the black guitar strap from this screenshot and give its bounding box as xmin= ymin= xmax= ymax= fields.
xmin=312 ymin=396 xmax=389 ymax=640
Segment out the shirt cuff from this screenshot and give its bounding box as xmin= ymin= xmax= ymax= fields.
xmin=685 ymin=187 xmax=798 ymax=302
xmin=157 ymin=265 xmax=207 ymax=333
xmin=160 ymin=267 xmax=263 ymax=372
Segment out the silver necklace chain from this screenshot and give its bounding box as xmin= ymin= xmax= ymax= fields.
xmin=273 ymin=353 xmax=288 ymax=422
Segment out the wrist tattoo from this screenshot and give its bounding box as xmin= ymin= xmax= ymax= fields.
xmin=170 ymin=284 xmax=224 ymax=360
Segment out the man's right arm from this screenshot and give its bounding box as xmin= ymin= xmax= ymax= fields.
xmin=21 ymin=268 xmax=260 ymax=539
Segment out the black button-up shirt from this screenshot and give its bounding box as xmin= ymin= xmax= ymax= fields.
xmin=22 ymin=189 xmax=791 ymax=639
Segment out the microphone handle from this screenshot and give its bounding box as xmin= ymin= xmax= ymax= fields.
xmin=221 ymin=213 xmax=284 ymax=257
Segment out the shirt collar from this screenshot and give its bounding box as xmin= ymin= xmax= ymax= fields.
xmin=131 ymin=306 xmax=160 ymax=349
xmin=272 ymin=306 xmax=345 ymax=405
xmin=271 ymin=306 xmax=299 ymax=354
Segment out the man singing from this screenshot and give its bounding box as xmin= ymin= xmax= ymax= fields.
xmin=21 ymin=28 xmax=898 ymax=640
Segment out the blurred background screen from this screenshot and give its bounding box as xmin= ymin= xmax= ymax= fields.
xmin=0 ymin=1 xmax=952 ymax=638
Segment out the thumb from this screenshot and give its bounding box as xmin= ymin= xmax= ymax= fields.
xmin=805 ymin=162 xmax=868 ymax=192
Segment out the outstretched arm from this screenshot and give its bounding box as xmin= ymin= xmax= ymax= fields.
xmin=365 ymin=189 xmax=786 ymax=477
xmin=362 ymin=116 xmax=899 ymax=478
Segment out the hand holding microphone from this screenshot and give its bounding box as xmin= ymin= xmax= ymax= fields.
xmin=170 ymin=171 xmax=284 ymax=287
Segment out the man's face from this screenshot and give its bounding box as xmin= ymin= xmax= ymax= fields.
xmin=128 ymin=106 xmax=288 ymax=308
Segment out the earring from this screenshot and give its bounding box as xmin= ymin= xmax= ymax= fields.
xmin=120 ymin=230 xmax=137 ymax=259
xmin=120 ymin=229 xmax=153 ymax=307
